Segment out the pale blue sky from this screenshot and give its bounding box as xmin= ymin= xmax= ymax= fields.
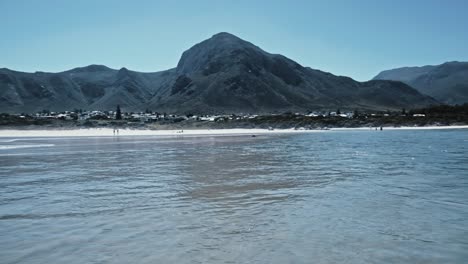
xmin=1 ymin=0 xmax=467 ymax=81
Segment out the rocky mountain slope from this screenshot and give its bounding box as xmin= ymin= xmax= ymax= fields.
xmin=1 ymin=32 xmax=437 ymax=113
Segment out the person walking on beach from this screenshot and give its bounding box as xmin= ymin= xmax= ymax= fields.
xmin=113 ymin=129 xmax=116 ymax=135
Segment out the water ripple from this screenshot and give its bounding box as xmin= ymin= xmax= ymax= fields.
xmin=1 ymin=130 xmax=468 ymax=263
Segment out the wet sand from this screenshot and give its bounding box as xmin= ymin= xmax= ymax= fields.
xmin=0 ymin=125 xmax=467 ymax=138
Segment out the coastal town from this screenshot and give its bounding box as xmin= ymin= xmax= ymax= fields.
xmin=16 ymin=109 xmax=357 ymax=122
xmin=1 ymin=104 xmax=466 ymax=130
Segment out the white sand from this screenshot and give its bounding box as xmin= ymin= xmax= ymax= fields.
xmin=0 ymin=125 xmax=466 ymax=138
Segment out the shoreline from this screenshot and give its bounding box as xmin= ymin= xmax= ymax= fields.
xmin=0 ymin=125 xmax=467 ymax=138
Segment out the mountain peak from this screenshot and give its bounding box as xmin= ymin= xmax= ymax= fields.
xmin=176 ymin=32 xmax=264 ymax=74
xmin=67 ymin=64 xmax=113 ymax=73
xmin=211 ymin=32 xmax=241 ymax=40
xmin=206 ymin=32 xmax=253 ymax=48
xmin=116 ymin=67 xmax=133 ymax=80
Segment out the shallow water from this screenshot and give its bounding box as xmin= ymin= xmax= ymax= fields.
xmin=1 ymin=130 xmax=467 ymax=263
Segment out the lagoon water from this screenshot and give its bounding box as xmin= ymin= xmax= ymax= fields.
xmin=1 ymin=130 xmax=467 ymax=263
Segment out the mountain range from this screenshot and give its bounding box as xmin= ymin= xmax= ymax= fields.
xmin=374 ymin=61 xmax=468 ymax=105
xmin=1 ymin=32 xmax=440 ymax=114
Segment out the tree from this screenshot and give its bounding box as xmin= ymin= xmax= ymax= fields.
xmin=353 ymin=109 xmax=359 ymax=118
xmin=116 ymin=105 xmax=122 ymax=120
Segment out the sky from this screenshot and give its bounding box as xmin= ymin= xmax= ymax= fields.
xmin=1 ymin=0 xmax=467 ymax=81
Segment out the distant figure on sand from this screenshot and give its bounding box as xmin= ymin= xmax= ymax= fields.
xmin=380 ymin=126 xmax=383 ymax=131
xmin=113 ymin=129 xmax=116 ymax=135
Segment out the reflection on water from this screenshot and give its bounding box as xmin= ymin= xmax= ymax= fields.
xmin=1 ymin=130 xmax=468 ymax=263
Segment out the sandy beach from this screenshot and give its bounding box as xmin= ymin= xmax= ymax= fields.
xmin=0 ymin=128 xmax=309 ymax=138
xmin=0 ymin=125 xmax=467 ymax=138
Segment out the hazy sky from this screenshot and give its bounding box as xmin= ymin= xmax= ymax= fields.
xmin=1 ymin=0 xmax=467 ymax=81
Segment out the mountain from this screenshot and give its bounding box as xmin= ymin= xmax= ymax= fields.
xmin=146 ymin=32 xmax=436 ymax=113
xmin=1 ymin=32 xmax=437 ymax=114
xmin=373 ymin=61 xmax=468 ymax=105
xmin=0 ymin=65 xmax=174 ymax=113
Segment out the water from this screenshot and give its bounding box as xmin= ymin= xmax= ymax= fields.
xmin=1 ymin=130 xmax=467 ymax=263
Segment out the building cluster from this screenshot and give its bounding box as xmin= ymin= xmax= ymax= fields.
xmin=29 ymin=110 xmax=262 ymax=122
xmin=306 ymin=111 xmax=354 ymax=118
xmin=11 ymin=109 xmax=425 ymax=122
